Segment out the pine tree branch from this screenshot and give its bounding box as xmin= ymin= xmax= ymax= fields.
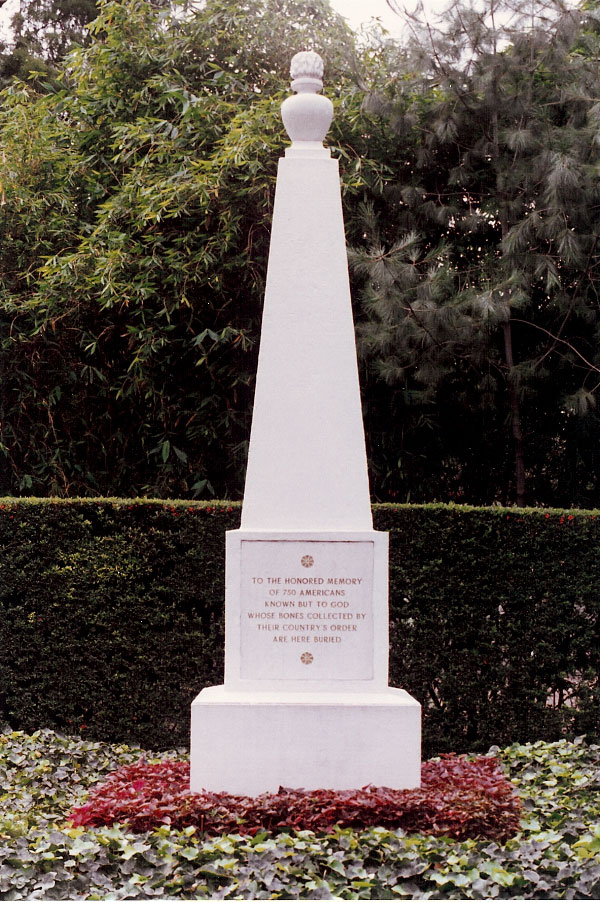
xmin=536 ymin=234 xmax=599 ymax=369
xmin=511 ymin=318 xmax=600 ymax=376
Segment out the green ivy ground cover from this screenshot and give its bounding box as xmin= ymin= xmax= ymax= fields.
xmin=0 ymin=729 xmax=599 ymax=900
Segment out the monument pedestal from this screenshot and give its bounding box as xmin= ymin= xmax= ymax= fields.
xmin=191 ymin=687 xmax=420 ymax=795
xmin=190 ymin=529 xmax=421 ymax=793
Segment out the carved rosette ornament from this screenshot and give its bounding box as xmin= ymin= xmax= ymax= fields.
xmin=281 ymin=50 xmax=334 ymax=149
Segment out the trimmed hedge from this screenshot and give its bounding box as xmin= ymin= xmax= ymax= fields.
xmin=0 ymin=499 xmax=598 ymax=756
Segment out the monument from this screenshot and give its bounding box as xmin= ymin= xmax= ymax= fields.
xmin=190 ymin=50 xmax=421 ymax=796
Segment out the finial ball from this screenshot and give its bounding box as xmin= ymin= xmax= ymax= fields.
xmin=290 ymin=50 xmax=324 ymax=93
xmin=290 ymin=50 xmax=324 ymax=82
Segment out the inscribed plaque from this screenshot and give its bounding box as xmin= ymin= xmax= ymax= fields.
xmin=239 ymin=539 xmax=374 ymax=680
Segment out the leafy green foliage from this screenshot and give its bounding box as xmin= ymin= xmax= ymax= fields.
xmin=3 ymin=0 xmax=600 ymax=505
xmin=0 ymin=728 xmax=153 ymax=841
xmin=1 ymin=499 xmax=598 ymax=754
xmin=0 ymin=497 xmax=234 ymax=748
xmin=68 ymin=755 xmax=521 ymax=841
xmin=353 ymin=0 xmax=600 ymax=507
xmin=0 ymin=0 xmax=371 ymax=500
xmin=10 ymin=0 xmax=99 ymax=66
xmin=0 ymin=729 xmax=599 ymax=898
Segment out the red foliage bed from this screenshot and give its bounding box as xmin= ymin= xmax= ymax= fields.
xmin=69 ymin=754 xmax=521 ymax=842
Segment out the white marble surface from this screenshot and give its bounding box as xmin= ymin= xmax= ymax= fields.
xmin=224 ymin=530 xmax=390 ymax=692
xmin=191 ymin=686 xmax=421 ymax=794
xmin=190 ymin=52 xmax=421 ymax=794
xmin=239 ymin=537 xmax=374 ymax=681
xmin=240 ymin=139 xmax=372 ymax=532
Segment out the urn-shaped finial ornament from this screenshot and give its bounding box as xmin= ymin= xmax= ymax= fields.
xmin=290 ymin=50 xmax=324 ymax=92
xmin=281 ymin=50 xmax=334 ymax=149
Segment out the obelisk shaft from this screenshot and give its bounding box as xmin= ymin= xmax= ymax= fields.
xmin=241 ymin=149 xmax=372 ymax=531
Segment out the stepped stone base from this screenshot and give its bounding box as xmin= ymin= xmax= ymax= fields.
xmin=190 ymin=686 xmax=421 ymax=795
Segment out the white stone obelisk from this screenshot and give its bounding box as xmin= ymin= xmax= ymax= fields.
xmin=190 ymin=51 xmax=421 ymax=795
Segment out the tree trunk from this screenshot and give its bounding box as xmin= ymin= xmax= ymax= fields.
xmin=502 ymin=319 xmax=526 ymax=506
xmin=492 ymin=89 xmax=527 ymax=507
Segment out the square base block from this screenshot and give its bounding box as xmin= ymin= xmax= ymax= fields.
xmin=190 ymin=685 xmax=421 ymax=795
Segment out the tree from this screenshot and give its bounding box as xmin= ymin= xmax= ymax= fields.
xmin=0 ymin=0 xmax=388 ymax=497
xmin=0 ymin=0 xmax=98 ymax=87
xmin=12 ymin=0 xmax=98 ymax=61
xmin=352 ymin=0 xmax=600 ymax=505
xmin=6 ymin=0 xmax=600 ymax=505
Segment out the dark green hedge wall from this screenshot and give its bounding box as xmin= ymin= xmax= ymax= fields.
xmin=1 ymin=499 xmax=598 ymax=757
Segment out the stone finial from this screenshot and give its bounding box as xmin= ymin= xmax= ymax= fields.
xmin=281 ymin=50 xmax=333 ymax=150
xmin=290 ymin=50 xmax=324 ymax=93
